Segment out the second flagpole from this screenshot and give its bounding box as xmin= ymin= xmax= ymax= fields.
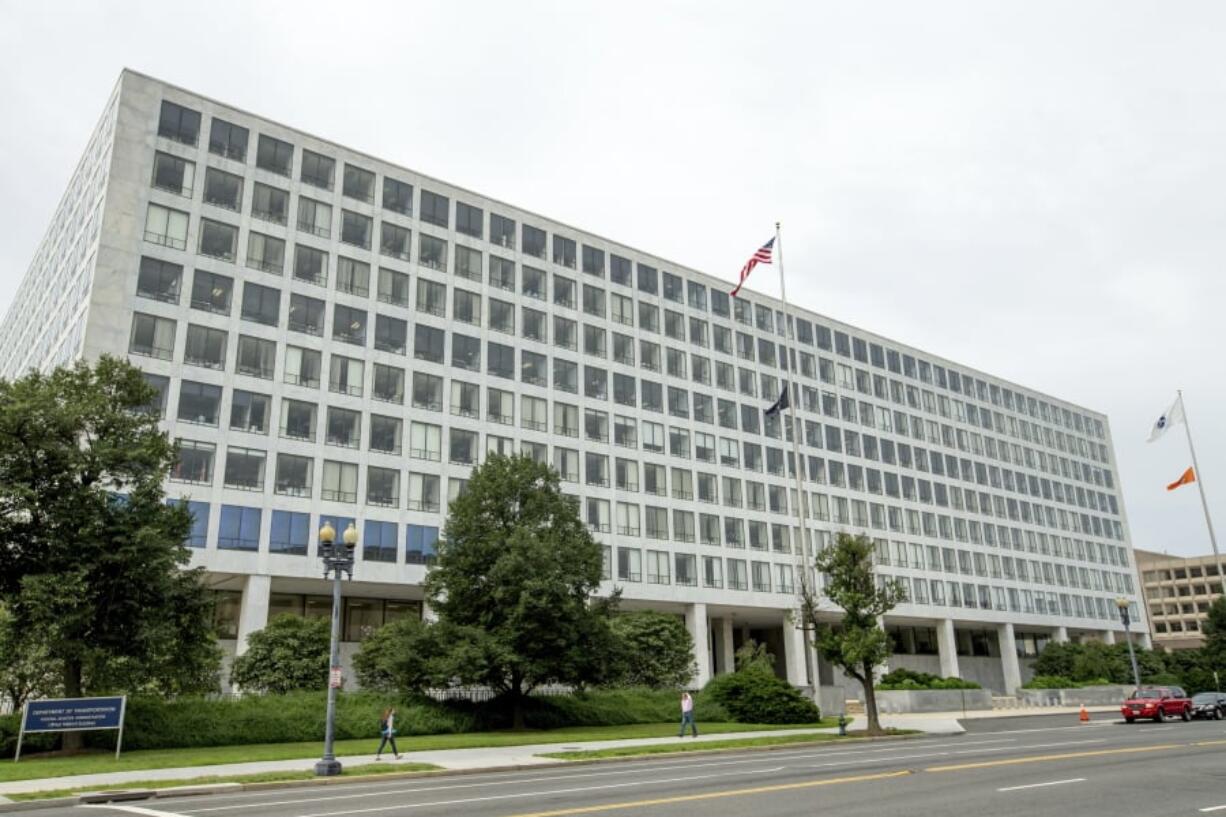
xmin=1178 ymin=390 xmax=1225 ymax=596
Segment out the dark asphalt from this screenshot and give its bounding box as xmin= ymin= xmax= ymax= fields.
xmin=54 ymin=716 xmax=1226 ymax=817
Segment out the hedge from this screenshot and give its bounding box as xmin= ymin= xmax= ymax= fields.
xmin=877 ymin=668 xmax=981 ymax=691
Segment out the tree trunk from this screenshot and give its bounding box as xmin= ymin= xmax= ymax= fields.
xmin=862 ymin=660 xmax=882 ymax=735
xmin=61 ymin=659 xmax=84 ymax=753
xmin=510 ymin=673 xmax=526 ymax=730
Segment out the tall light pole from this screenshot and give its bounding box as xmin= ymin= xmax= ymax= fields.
xmin=315 ymin=521 xmax=357 ymax=777
xmin=1116 ymin=597 xmax=1142 ymax=690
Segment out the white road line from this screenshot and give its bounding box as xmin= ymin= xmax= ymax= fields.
xmin=81 ymin=805 xmax=190 ymax=817
xmin=997 ymin=778 xmax=1086 ymax=792
xmin=949 ymin=738 xmax=1105 ymax=755
xmin=1198 ymin=806 xmax=1226 ymax=813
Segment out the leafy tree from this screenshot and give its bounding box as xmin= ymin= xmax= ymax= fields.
xmin=0 ymin=603 xmax=59 ymax=710
xmin=353 ymin=617 xmax=498 ymax=694
xmin=608 ymin=611 xmax=695 ymax=688
xmin=1203 ymin=596 xmax=1226 ymax=666
xmin=803 ymin=533 xmax=905 ymax=734
xmin=0 ymin=357 xmax=220 ymax=748
xmin=230 ymin=614 xmax=330 ymax=694
xmin=426 ymin=453 xmax=619 ymax=727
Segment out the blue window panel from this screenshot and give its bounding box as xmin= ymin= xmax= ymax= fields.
xmin=166 ymin=499 xmax=210 ymax=548
xmin=363 ymin=520 xmax=397 ymax=563
xmin=219 ymin=505 xmax=261 ymax=551
xmin=319 ymin=515 xmax=355 ymax=544
xmin=405 ymin=524 xmax=439 ymax=564
xmin=270 ymin=510 xmax=310 ymax=556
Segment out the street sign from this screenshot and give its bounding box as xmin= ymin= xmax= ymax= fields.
xmin=329 ymin=667 xmax=343 ymax=689
xmin=16 ymin=696 xmax=127 ymax=762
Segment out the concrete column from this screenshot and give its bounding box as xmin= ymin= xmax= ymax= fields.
xmin=783 ymin=615 xmax=808 ymax=687
xmin=997 ymin=623 xmax=1022 ymax=694
xmin=1137 ymin=632 xmax=1152 ymax=650
xmin=686 ymin=603 xmax=711 ymax=689
xmin=1053 ymin=626 xmax=1069 ymax=644
xmin=937 ymin=618 xmax=960 ymax=679
xmin=720 ymin=618 xmax=736 ymax=674
xmin=421 ymin=599 xmax=438 ymax=623
xmin=1101 ymin=629 xmax=1116 ymax=645
xmin=235 ymin=574 xmax=272 ymax=656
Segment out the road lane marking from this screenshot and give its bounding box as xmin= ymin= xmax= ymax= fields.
xmin=926 ymin=742 xmax=1182 ymax=772
xmin=500 ymin=770 xmax=913 ymax=817
xmin=82 ymin=805 xmax=189 ymax=817
xmin=997 ymin=778 xmax=1086 ymax=792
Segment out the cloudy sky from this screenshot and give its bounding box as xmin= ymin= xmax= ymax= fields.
xmin=1 ymin=1 xmax=1221 ymax=557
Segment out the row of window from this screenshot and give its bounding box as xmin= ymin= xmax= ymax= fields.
xmin=154 ymin=99 xmax=1108 ymax=446
xmin=212 ymin=592 xmax=421 ymax=642
xmin=881 ymin=575 xmax=1131 ymax=622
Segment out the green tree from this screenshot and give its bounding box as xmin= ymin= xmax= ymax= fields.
xmin=230 ymin=614 xmax=330 ymax=694
xmin=0 ymin=603 xmax=59 ymax=710
xmin=608 ymin=611 xmax=695 ymax=688
xmin=1203 ymin=596 xmax=1226 ymax=665
xmin=353 ymin=617 xmax=497 ymax=694
xmin=804 ymin=533 xmax=905 ymax=734
xmin=426 ymin=453 xmax=619 ymax=727
xmin=0 ymin=357 xmax=220 ymax=748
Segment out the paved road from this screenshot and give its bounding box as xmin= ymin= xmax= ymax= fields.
xmin=52 ymin=716 xmax=1226 ymax=817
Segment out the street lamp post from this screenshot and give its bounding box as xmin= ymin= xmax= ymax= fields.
xmin=1115 ymin=597 xmax=1142 ymax=690
xmin=315 ymin=521 xmax=357 ymax=777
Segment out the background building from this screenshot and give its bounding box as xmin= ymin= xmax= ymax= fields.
xmin=2 ymin=70 xmax=1150 ymax=704
xmin=1136 ymin=548 xmax=1225 ymax=650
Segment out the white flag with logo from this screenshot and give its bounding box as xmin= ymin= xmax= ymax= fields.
xmin=1147 ymin=395 xmax=1185 ymax=443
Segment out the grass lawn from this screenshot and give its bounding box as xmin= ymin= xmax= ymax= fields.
xmin=542 ymin=727 xmax=914 ymax=760
xmin=9 ymin=763 xmax=436 ymax=802
xmin=1 ymin=721 xmax=836 ymax=785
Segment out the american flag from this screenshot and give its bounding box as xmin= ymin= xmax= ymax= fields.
xmin=731 ymin=237 xmax=775 ymax=297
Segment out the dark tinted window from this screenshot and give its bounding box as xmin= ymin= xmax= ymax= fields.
xmin=209 ymin=118 xmax=249 ymax=161
xmin=420 ymin=189 xmax=450 ymax=227
xmin=383 ymin=177 xmax=413 ymax=215
xmin=456 ymin=202 xmax=483 ymax=238
xmin=256 ymin=135 xmax=294 ymax=176
xmin=158 ymin=101 xmax=200 ymax=145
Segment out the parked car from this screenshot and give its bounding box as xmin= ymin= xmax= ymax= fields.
xmin=1190 ymin=692 xmax=1226 ymax=720
xmin=1121 ymin=687 xmax=1192 ymax=723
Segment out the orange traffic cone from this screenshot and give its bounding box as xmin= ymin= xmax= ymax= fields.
xmin=1079 ymin=705 xmax=1090 ymax=723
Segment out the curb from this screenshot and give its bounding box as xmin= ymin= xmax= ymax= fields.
xmin=0 ymin=731 xmax=936 ymax=812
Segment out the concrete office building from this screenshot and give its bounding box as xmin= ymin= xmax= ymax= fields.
xmin=2 ymin=70 xmax=1150 ymax=700
xmin=1136 ymin=548 xmax=1225 ymax=651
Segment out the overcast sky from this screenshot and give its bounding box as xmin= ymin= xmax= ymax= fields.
xmin=1 ymin=1 xmax=1222 ymax=558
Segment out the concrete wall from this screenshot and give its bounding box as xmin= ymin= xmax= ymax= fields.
xmin=876 ymin=689 xmax=994 ymax=713
xmin=1019 ymin=685 xmax=1132 ymax=707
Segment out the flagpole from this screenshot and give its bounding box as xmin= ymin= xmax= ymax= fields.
xmin=774 ymin=221 xmax=819 ymax=693
xmin=1177 ymin=390 xmax=1225 ymax=596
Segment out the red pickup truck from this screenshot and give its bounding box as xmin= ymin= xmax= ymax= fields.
xmin=1121 ymin=687 xmax=1192 ymax=723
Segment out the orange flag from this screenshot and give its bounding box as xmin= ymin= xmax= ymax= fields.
xmin=1166 ymin=467 xmax=1196 ymax=491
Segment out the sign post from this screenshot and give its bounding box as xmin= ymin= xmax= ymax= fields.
xmin=14 ymin=696 xmax=128 ymax=762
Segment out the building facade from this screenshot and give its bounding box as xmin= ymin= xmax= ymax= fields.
xmin=1136 ymin=548 xmax=1225 ymax=650
xmin=2 ymin=70 xmax=1150 ymax=700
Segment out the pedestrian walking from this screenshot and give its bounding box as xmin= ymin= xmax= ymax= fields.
xmin=678 ymin=691 xmax=698 ymax=737
xmin=376 ymin=706 xmax=401 ymax=760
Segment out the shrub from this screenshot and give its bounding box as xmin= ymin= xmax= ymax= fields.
xmin=703 ymin=666 xmax=820 ymax=724
xmin=607 ymin=612 xmax=695 ymax=688
xmin=877 ymin=668 xmax=980 ymax=690
xmin=230 ymin=615 xmax=330 ymax=694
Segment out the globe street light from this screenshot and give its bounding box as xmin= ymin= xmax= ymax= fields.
xmin=315 ymin=521 xmax=357 ymax=777
xmin=1115 ymin=596 xmax=1142 ymax=690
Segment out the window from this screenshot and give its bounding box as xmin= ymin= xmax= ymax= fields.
xmin=456 ymin=201 xmax=483 ymax=238
xmin=416 ymin=278 xmax=446 ymax=317
xmin=381 ymin=222 xmax=411 ymax=261
xmin=151 ymin=151 xmax=195 ymax=196
xmin=521 ymin=395 xmax=548 ymax=431
xmin=454 ymin=289 xmax=481 ymax=325
xmin=143 ymin=203 xmax=188 ymax=250
xmin=177 ymin=381 xmax=221 ymax=426
xmin=585 ymin=365 xmax=607 ymax=399
xmin=256 ymin=134 xmax=293 ymax=176
xmin=584 ymin=325 xmax=606 ymax=357
xmin=300 ymin=149 xmax=335 ymax=190
xmin=646 ymin=550 xmax=671 ymax=584
xmin=321 ymin=460 xmax=358 ymax=502
xmin=614 ymin=373 xmax=636 ymax=406
xmin=662 ymin=271 xmax=684 ymax=302
xmin=554 ymin=358 xmax=578 ymax=393
xmin=687 ymin=280 xmax=707 ymax=311
xmin=488 ymin=388 xmax=514 ymax=425
xmin=610 ymin=293 xmax=633 ymax=326
xmin=554 ymin=275 xmax=577 ymax=308
xmin=489 ymin=298 xmax=515 ymax=334
xmin=410 ymin=421 xmax=442 ymax=460
xmin=332 ymin=304 xmax=367 ymax=346
xmin=639 ymin=303 xmax=659 ymax=333
xmin=184 ymin=324 xmax=227 ymax=369
xmin=450 ymin=333 xmax=479 ymax=370
xmin=407 ymin=472 xmax=440 ymax=512
xmin=488 ymin=342 xmax=515 ymax=379
xmin=208 ymin=117 xmax=248 ymax=161
xmin=522 ymin=224 xmax=547 ymax=258
xmin=203 ymin=167 xmax=243 ymax=211
xmin=297 ymin=197 xmax=332 ymax=239
xmin=325 ymin=407 xmax=361 ymax=449
xmin=251 ymin=182 xmax=289 ymax=225
xmin=375 ymin=314 xmax=408 ymax=354
xmin=412 ymin=372 xmax=443 ymax=411
xmin=522 ymin=265 xmax=546 ymax=299
xmin=420 ymin=189 xmax=450 ymax=227
xmin=329 ymin=354 xmax=365 ymax=397
xmin=236 ymin=335 xmax=275 ymax=379
xmin=341 ymin=210 xmax=373 ymax=249
xmin=337 ymin=257 xmax=371 ymax=297
xmin=520 ymin=349 xmax=547 ymax=385
xmin=554 ymin=448 xmax=579 ymax=481
xmin=377 ymin=267 xmax=410 ymax=306
xmin=199 ymin=219 xmax=238 ymax=262
xmin=449 ymin=428 xmax=478 ymax=464
xmin=554 ymin=316 xmax=578 ymax=350
xmin=218 ymin=505 xmax=260 ymax=551
xmin=618 ymin=547 xmax=642 ymax=582
xmin=172 ymin=439 xmax=214 ymax=484
xmin=274 ymin=451 xmax=313 ymax=495
xmin=406 ymin=525 xmax=439 ymax=564
xmin=383 ymin=177 xmax=413 ymax=215
xmin=450 ymin=380 xmax=480 ymax=419
xmin=293 ymin=244 xmax=328 ymax=285
xmin=158 ymin=100 xmax=200 ymax=145
xmin=367 ymin=467 xmax=400 ymax=508
xmin=637 ymin=263 xmax=658 ymax=294
xmin=615 ymin=415 xmax=638 ymax=448
xmin=610 ymin=254 xmax=632 ymax=286
xmin=247 ymin=232 xmax=286 ymax=274
xmin=343 ymin=163 xmax=375 ymax=203
xmin=583 ymin=285 xmax=606 ymax=317
xmin=585 ymin=453 xmax=609 ymax=487
xmin=224 ymin=446 xmax=265 ymax=491
xmin=373 ymin=363 xmax=405 ymax=403
xmin=136 ymin=257 xmax=182 ymax=303
xmin=141 ymin=373 xmax=170 ymax=417
xmin=270 ymin=510 xmax=309 ymax=555
xmin=241 ymin=282 xmax=280 ymax=326
xmin=553 ymin=235 xmax=577 ymax=268
xmin=283 ymin=346 xmax=321 ymax=388
xmin=419 ymin=234 xmax=447 ymax=270
xmin=190 ymin=270 xmax=233 ymax=314
xmin=554 ymin=402 xmax=579 ymax=437
xmin=288 ymin=293 xmax=324 ymax=335
xmin=581 ymin=245 xmax=605 ymax=276
xmin=613 ymin=333 xmax=635 ymax=365
xmin=230 ymin=389 xmax=270 ymax=434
